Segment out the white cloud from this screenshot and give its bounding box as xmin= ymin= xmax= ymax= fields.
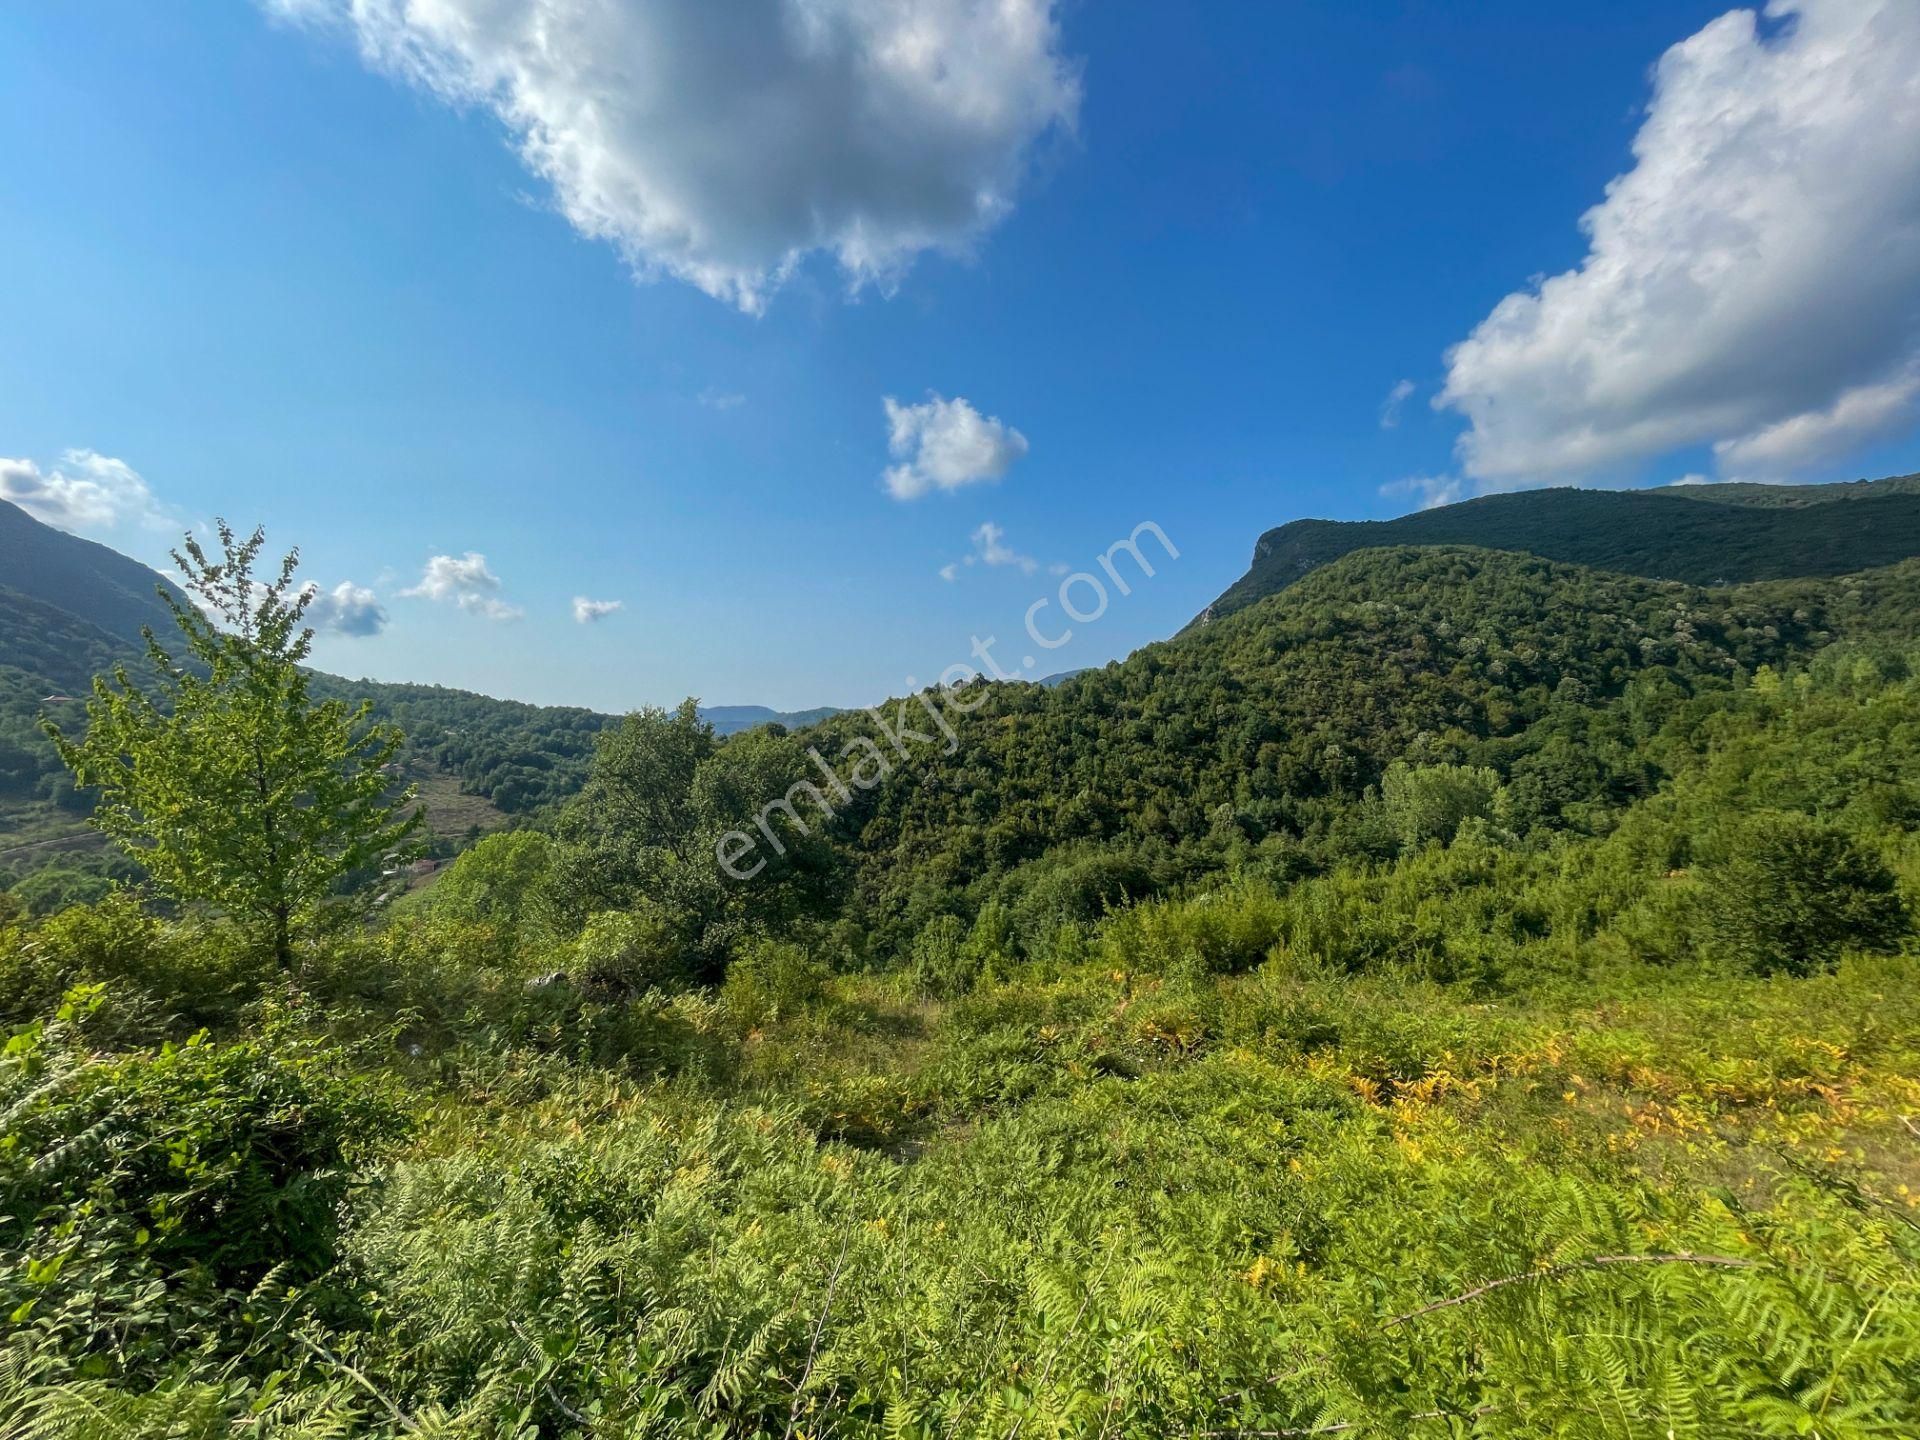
xmin=0 ymin=450 xmax=173 ymax=537
xmin=697 ymin=387 xmax=746 ymax=411
xmin=883 ymin=393 xmax=1028 ymax=499
xmin=1380 ymin=474 xmax=1463 ymax=510
xmin=1714 ymin=365 xmax=1920 ymax=476
xmin=403 ymin=552 xmax=523 ymax=621
xmin=303 ymin=580 xmax=388 ymax=637
xmin=935 ymin=519 xmax=1039 ymax=580
xmin=970 ymin=520 xmax=1036 ymax=573
xmin=1378 ymin=378 xmax=1416 ymax=429
xmin=1437 ymin=0 xmax=1920 ymax=486
xmin=271 ymin=0 xmax=1078 ymax=313
xmin=572 ymin=595 xmax=624 ymax=623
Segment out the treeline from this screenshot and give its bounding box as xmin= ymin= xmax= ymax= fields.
xmin=317 ymin=677 xmax=614 ymax=814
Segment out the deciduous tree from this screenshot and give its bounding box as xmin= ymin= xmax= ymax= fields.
xmin=47 ymin=523 xmax=417 ymax=968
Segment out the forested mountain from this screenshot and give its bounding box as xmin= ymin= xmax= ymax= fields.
xmin=1195 ymin=471 xmax=1920 ymax=626
xmin=708 ymin=546 xmax=1920 ymax=954
xmin=0 ymin=496 xmax=182 ymax=641
xmin=10 ymin=515 xmax=1920 ymax=1435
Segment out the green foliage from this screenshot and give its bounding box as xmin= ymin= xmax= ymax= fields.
xmin=0 ymin=893 xmax=261 ymax=1032
xmin=8 ymin=521 xmax=1920 ymax=1434
xmin=1380 ymin=757 xmax=1503 ymax=850
xmin=543 ymin=701 xmax=841 ymax=972
xmin=420 ymin=828 xmax=556 ymax=955
xmin=804 ymin=548 xmax=1920 ymax=954
xmin=573 ymin=904 xmax=684 ymax=996
xmin=1703 ymin=810 xmax=1911 ymax=974
xmin=46 ymin=524 xmax=419 ymax=968
xmin=719 ymin=935 xmax=829 ymax=1030
xmin=0 ymin=988 xmax=407 ymax=1391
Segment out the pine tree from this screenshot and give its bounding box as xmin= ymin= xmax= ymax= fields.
xmin=46 ymin=522 xmax=418 ymax=968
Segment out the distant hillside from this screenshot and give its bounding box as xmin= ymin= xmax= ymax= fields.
xmin=700 ymin=703 xmax=844 ymax=736
xmin=0 ymin=500 xmax=843 ymax=869
xmin=1193 ymin=473 xmax=1920 ymax=627
xmin=0 ymin=499 xmax=184 ymax=641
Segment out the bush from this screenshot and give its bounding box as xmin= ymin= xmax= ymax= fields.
xmin=1704 ymin=811 xmax=1912 ymax=975
xmin=0 ymin=892 xmax=257 ymax=1029
xmin=574 ymin=903 xmax=684 ymax=995
xmin=721 ymin=936 xmax=829 ymax=1030
xmin=1002 ymin=849 xmax=1151 ymax=956
xmin=1097 ymin=884 xmax=1288 ymax=978
xmin=1381 ymin=760 xmax=1502 ymax=852
xmin=909 ymin=914 xmax=974 ymax=997
xmin=0 ymin=988 xmax=409 ymax=1382
xmin=424 ymin=829 xmax=556 ymax=956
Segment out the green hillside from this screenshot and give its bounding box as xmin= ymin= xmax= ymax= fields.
xmin=715 ymin=546 xmax=1920 ymax=954
xmin=8 ymin=531 xmax=1920 ymax=1435
xmin=0 ymin=498 xmax=182 ymax=641
xmin=0 ymin=502 xmax=834 ymax=876
xmin=1194 ymin=472 xmax=1920 ymax=627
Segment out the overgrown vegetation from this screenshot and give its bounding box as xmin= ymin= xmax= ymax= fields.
xmin=4 ymin=530 xmax=1920 ymax=1436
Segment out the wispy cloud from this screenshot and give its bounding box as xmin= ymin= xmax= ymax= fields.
xmin=403 ymin=552 xmax=523 ymax=621
xmin=1380 ymin=474 xmax=1462 ymax=510
xmin=572 ymin=596 xmax=624 ymax=623
xmin=1378 ymin=378 xmax=1416 ymax=429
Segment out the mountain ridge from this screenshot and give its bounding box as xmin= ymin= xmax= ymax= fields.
xmin=1192 ymin=473 xmax=1920 ymax=629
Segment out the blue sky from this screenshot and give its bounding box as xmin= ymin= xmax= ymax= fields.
xmin=4 ymin=1 xmax=1919 ymax=712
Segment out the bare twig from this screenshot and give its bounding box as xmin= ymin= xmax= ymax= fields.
xmin=509 ymin=1319 xmax=594 ymax=1428
xmin=785 ymin=1221 xmax=855 ymax=1440
xmin=1384 ymin=1252 xmax=1758 ymax=1329
xmin=297 ymin=1334 xmax=420 ymax=1433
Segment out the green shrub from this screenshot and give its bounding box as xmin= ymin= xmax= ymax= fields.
xmin=1381 ymin=759 xmax=1502 ymax=852
xmin=1098 ymin=885 xmax=1288 ymax=977
xmin=423 ymin=829 xmax=556 ymax=956
xmin=1703 ymin=811 xmax=1911 ymax=974
xmin=0 ymin=893 xmax=257 ymax=1029
xmin=1002 ymin=848 xmax=1151 ymax=956
xmin=0 ymin=988 xmax=409 ymax=1384
xmin=909 ymin=913 xmax=973 ymax=996
xmin=574 ymin=902 xmax=684 ymax=995
xmin=720 ymin=936 xmax=829 ymax=1030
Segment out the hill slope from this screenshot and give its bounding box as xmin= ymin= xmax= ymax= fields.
xmin=696 ymin=544 xmax=1920 ymax=952
xmin=0 ymin=499 xmax=843 ymax=823
xmin=0 ymin=499 xmax=184 ymax=641
xmin=1194 ymin=473 xmax=1920 ymax=627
